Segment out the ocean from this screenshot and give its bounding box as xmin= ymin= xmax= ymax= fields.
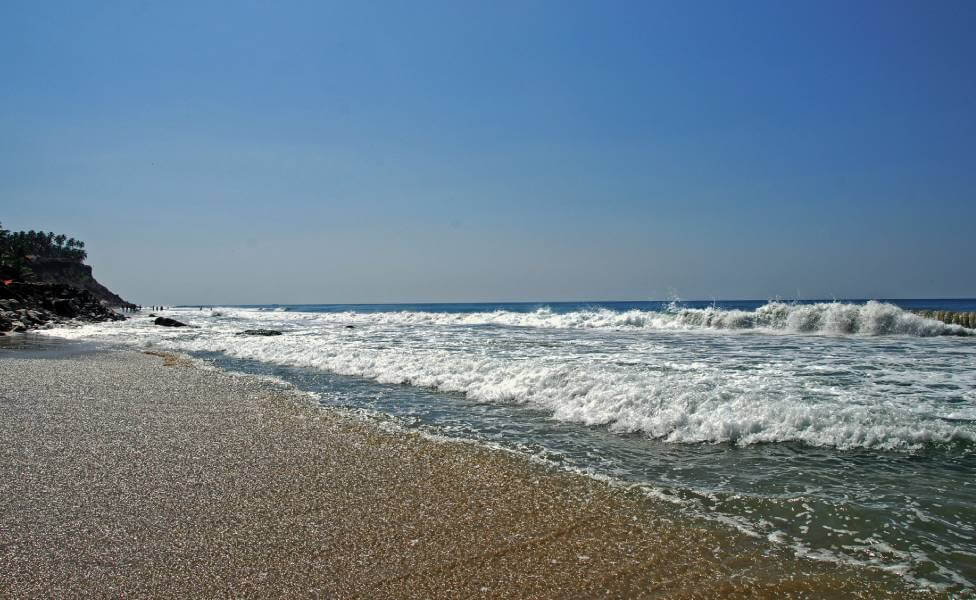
xmin=44 ymin=299 xmax=976 ymax=593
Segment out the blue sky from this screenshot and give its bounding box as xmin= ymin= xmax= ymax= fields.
xmin=2 ymin=1 xmax=974 ymax=304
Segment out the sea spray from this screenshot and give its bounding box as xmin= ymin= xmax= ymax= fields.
xmin=206 ymin=300 xmax=974 ymax=336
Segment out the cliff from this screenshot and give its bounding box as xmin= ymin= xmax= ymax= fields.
xmin=25 ymin=257 xmax=136 ymax=309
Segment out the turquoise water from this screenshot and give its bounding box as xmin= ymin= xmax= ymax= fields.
xmin=47 ymin=299 xmax=976 ymax=593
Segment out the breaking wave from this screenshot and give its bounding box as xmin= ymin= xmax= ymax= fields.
xmin=223 ymin=301 xmax=971 ymax=337
xmin=41 ymin=299 xmax=976 ymax=452
xmin=185 ymin=336 xmax=975 ymax=451
xmin=47 ymin=307 xmax=976 ymax=452
xmin=661 ymin=301 xmax=972 ymax=336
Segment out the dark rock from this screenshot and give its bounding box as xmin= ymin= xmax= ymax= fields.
xmin=345 ymin=325 xmax=355 ymax=329
xmin=0 ymin=281 xmax=124 ymax=332
xmin=52 ymin=298 xmax=79 ymax=318
xmin=237 ymin=329 xmax=283 ymax=336
xmin=148 ymin=313 xmax=157 ymax=317
xmin=154 ymin=317 xmax=189 ymax=327
xmin=19 ymin=309 xmax=46 ymax=325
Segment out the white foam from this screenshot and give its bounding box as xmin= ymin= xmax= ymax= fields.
xmin=165 ymin=301 xmax=971 ymax=336
xmin=40 ymin=303 xmax=976 ymax=452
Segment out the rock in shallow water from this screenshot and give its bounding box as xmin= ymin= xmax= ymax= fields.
xmin=237 ymin=329 xmax=283 ymax=336
xmin=154 ymin=317 xmax=189 ymax=327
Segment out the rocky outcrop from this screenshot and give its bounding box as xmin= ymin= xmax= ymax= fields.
xmin=154 ymin=317 xmax=189 ymax=328
xmin=0 ymin=282 xmax=125 ymax=335
xmin=237 ymin=329 xmax=283 ymax=336
xmin=25 ymin=257 xmax=136 ymax=309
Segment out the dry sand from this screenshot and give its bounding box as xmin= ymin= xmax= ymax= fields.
xmin=0 ymin=346 xmax=933 ymax=598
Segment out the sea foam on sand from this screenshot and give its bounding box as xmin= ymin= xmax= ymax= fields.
xmin=0 ymin=347 xmax=926 ymax=598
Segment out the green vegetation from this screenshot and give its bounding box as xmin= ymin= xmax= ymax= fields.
xmin=0 ymin=222 xmax=87 ymax=280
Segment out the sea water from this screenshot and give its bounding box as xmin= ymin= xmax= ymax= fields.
xmin=44 ymin=300 xmax=976 ymax=592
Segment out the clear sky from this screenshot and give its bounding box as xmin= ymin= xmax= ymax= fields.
xmin=2 ymin=1 xmax=974 ymax=304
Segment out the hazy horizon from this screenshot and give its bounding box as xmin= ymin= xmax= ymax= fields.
xmin=148 ymin=297 xmax=976 ymax=309
xmin=4 ymin=1 xmax=974 ymax=305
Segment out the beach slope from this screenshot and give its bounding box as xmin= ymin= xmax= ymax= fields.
xmin=0 ymin=348 xmax=930 ymax=598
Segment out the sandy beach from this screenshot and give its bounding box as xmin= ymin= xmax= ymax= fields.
xmin=0 ymin=344 xmax=933 ymax=598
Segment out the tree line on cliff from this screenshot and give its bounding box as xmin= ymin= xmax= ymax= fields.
xmin=0 ymin=222 xmax=88 ymax=280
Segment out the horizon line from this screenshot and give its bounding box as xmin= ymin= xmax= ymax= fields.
xmin=160 ymin=296 xmax=976 ymax=308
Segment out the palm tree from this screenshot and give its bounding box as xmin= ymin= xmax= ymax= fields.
xmin=0 ymin=222 xmax=8 ymax=262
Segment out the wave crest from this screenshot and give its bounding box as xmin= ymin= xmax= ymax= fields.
xmin=665 ymin=301 xmax=970 ymax=336
xmin=227 ymin=301 xmax=971 ymax=337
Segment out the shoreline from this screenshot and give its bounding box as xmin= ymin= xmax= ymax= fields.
xmin=0 ymin=346 xmax=936 ymax=597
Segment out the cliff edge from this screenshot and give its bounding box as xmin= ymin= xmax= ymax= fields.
xmin=25 ymin=257 xmax=136 ymax=309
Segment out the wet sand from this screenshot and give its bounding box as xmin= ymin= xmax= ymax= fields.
xmin=0 ymin=346 xmax=933 ymax=598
